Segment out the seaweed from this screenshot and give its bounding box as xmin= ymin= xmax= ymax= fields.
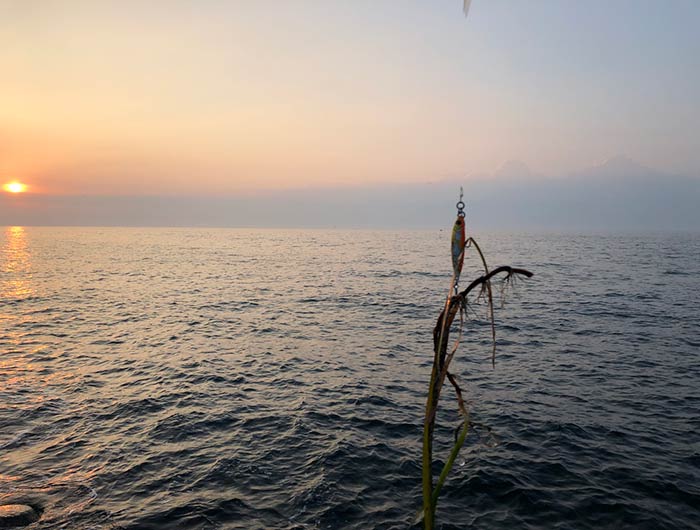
xmin=420 ymin=235 xmax=533 ymax=529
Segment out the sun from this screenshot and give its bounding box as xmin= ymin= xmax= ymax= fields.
xmin=3 ymin=181 xmax=28 ymax=193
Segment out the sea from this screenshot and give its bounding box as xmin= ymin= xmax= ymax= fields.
xmin=1 ymin=227 xmax=698 ymax=529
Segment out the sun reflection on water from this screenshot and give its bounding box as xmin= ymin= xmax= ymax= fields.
xmin=2 ymin=226 xmax=34 ymax=299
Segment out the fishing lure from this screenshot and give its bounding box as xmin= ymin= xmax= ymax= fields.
xmin=451 ymin=188 xmax=466 ymax=290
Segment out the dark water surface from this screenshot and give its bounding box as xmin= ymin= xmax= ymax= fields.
xmin=1 ymin=227 xmax=699 ymax=529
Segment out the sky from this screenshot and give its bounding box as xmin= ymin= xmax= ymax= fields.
xmin=1 ymin=0 xmax=699 ymax=227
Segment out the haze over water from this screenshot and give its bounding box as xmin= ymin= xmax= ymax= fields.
xmin=1 ymin=227 xmax=698 ymax=529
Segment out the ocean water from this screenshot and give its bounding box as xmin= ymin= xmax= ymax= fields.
xmin=1 ymin=227 xmax=698 ymax=530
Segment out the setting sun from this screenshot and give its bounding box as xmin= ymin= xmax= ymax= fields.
xmin=3 ymin=181 xmax=27 ymax=193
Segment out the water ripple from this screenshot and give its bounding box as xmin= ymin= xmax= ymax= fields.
xmin=1 ymin=228 xmax=699 ymax=529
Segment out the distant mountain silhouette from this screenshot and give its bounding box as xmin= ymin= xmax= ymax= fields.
xmin=492 ymin=160 xmax=536 ymax=179
xmin=572 ymin=155 xmax=662 ymax=179
xmin=462 ymin=156 xmax=700 ymax=231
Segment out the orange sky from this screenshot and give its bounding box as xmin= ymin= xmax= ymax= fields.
xmin=1 ymin=1 xmax=698 ymax=196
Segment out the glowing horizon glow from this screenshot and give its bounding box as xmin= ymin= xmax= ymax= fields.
xmin=3 ymin=182 xmax=28 ymax=194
